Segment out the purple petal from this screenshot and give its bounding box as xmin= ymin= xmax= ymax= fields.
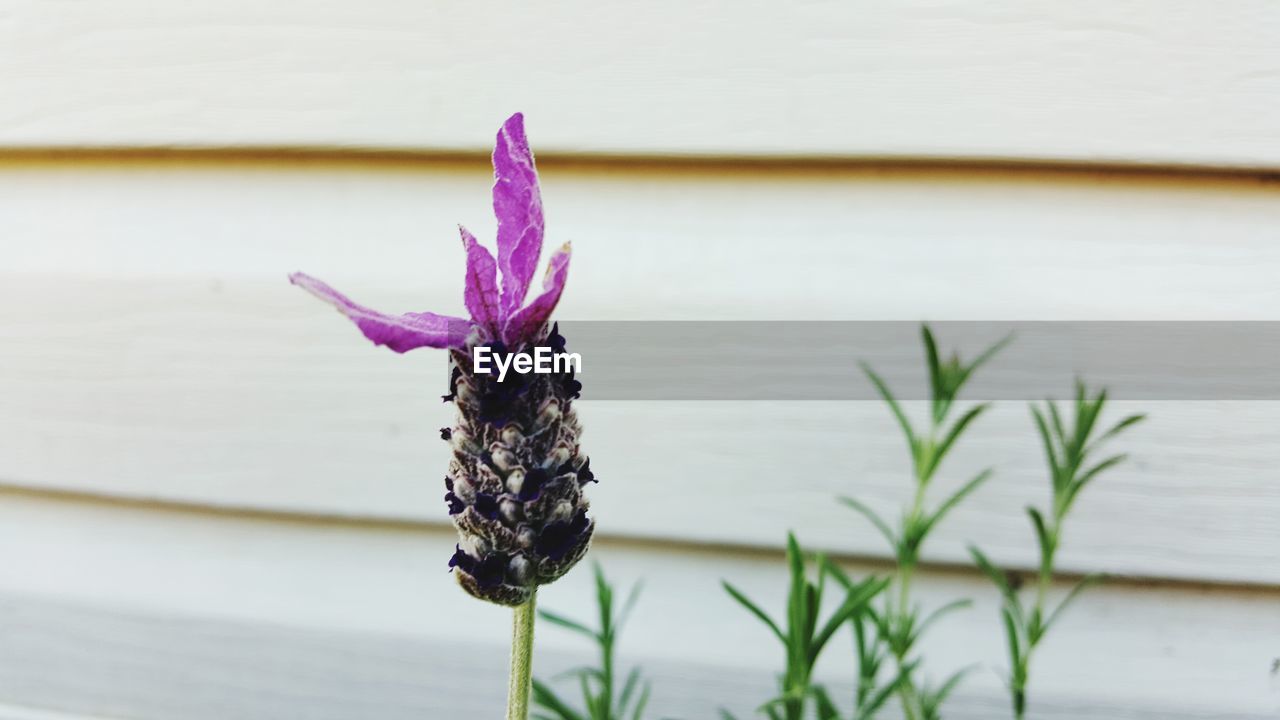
xmin=504 ymin=243 xmax=571 ymax=346
xmin=290 ymin=272 xmax=469 ymax=352
xmin=492 ymin=112 xmax=544 ymax=317
xmin=459 ymin=225 xmax=501 ymax=335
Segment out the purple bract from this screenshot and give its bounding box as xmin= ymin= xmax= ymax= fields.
xmin=290 ymin=112 xmax=571 ymax=352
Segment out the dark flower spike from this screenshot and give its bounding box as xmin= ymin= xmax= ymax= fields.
xmin=290 ymin=113 xmax=594 ymax=607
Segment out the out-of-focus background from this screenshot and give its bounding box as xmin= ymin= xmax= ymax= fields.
xmin=2 ymin=2 xmax=1279 ymax=718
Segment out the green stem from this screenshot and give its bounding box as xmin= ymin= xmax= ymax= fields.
xmin=506 ymin=590 xmax=538 ymax=720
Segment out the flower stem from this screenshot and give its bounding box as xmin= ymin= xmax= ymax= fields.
xmin=506 ymin=590 xmax=538 ymax=720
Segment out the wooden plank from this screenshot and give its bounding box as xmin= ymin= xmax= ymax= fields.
xmin=1 ymin=161 xmax=1278 ymax=583
xmin=2 ymin=2 xmax=1280 ymax=168
xmin=0 ymin=705 xmax=113 ymax=720
xmin=0 ymin=492 xmax=1275 ymax=718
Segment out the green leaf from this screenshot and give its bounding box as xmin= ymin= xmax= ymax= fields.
xmin=578 ymin=672 xmax=597 ymax=718
xmin=617 ymin=667 xmax=641 ymax=716
xmin=860 ymin=362 xmax=917 ymax=449
xmin=532 ymin=679 xmax=586 ymax=720
xmin=785 ymin=533 xmax=810 ymax=676
xmin=1001 ymin=606 xmax=1023 ymax=670
xmin=1047 ymin=401 xmax=1068 ymax=452
xmin=629 ymin=682 xmax=651 ymax=720
xmin=968 ymin=546 xmax=1008 ymax=594
xmin=594 ymin=563 xmax=613 ymax=639
xmin=1030 ymin=405 xmax=1061 ymax=481
xmin=921 ymin=468 xmax=993 ymax=538
xmin=819 ymin=555 xmax=853 ymax=589
xmin=961 ymin=331 xmax=1014 ymax=384
xmin=723 ymin=581 xmax=784 ymax=644
xmin=839 ymin=496 xmax=897 ymax=551
xmin=925 ymin=403 xmax=990 ymax=478
xmin=812 ymin=685 xmax=841 ymax=720
xmin=810 ymin=576 xmax=889 ymax=664
xmin=1027 ymin=507 xmax=1053 ymax=571
xmin=539 ymin=610 xmax=599 ymax=641
xmin=1090 ymin=412 xmax=1146 ymax=449
xmin=1068 ymin=453 xmax=1128 ymax=508
xmin=717 ymin=711 xmax=740 ymax=720
xmin=1043 ymin=573 xmax=1104 ymax=633
xmin=915 ymin=598 xmax=972 ymax=638
xmin=616 ymin=580 xmax=645 ymax=634
xmin=922 ymin=325 xmax=944 ymax=414
xmin=920 ymin=665 xmax=976 ymax=718
xmin=856 ymin=660 xmax=920 ymax=720
xmin=1077 ymin=386 xmax=1106 ymax=446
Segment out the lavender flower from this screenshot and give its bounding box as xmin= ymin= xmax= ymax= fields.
xmin=290 ymin=113 xmax=594 ymax=606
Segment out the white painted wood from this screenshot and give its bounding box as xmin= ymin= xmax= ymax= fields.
xmin=1 ymin=161 xmax=1279 ymax=585
xmin=0 ymin=492 xmax=1275 ymax=718
xmin=2 ymin=1 xmax=1280 ymax=168
xmin=3 ymin=161 xmax=1278 ymax=320
xmin=0 ymin=705 xmax=113 ymax=720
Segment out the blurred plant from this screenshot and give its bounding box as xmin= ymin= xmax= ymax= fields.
xmin=534 ymin=564 xmax=653 ymax=720
xmin=290 ymin=113 xmax=594 ymax=720
xmin=969 ymin=383 xmax=1143 ymax=719
xmin=839 ymin=326 xmax=1010 ymax=720
xmin=722 ymin=534 xmax=889 ymax=720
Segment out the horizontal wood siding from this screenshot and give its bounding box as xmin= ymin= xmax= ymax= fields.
xmin=1 ymin=159 xmax=1277 ymax=585
xmin=1 ymin=2 xmax=1279 ymax=169
xmin=0 ymin=492 xmax=1276 ymax=719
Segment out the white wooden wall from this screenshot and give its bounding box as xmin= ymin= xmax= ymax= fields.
xmin=2 ymin=2 xmax=1279 ymax=718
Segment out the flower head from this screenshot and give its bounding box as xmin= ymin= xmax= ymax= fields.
xmin=291 ymin=113 xmax=594 ymax=606
xmin=290 ymin=113 xmax=571 ymax=351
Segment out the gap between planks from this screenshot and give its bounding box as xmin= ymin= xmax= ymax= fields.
xmin=0 ymin=146 xmax=1279 ymax=188
xmin=1 ymin=482 xmax=1275 ymax=596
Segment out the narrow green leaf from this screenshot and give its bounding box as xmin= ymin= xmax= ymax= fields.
xmin=922 ymin=467 xmax=994 ymax=539
xmin=932 ymin=664 xmax=976 ymax=705
xmin=1030 ymin=405 xmax=1061 ymax=480
xmin=856 ymin=660 xmax=920 ymax=720
xmin=1090 ymin=412 xmax=1146 ymax=449
xmin=1077 ymin=386 xmax=1107 ymax=446
xmin=1047 ymin=401 xmax=1068 ymax=449
xmin=810 ymin=576 xmax=889 ymax=663
xmin=839 ymin=496 xmax=897 ymax=551
xmin=532 ymin=679 xmax=586 ymax=720
xmin=1001 ymin=606 xmax=1023 ymax=670
xmin=539 ymin=610 xmax=599 ymax=641
xmin=617 ymin=667 xmax=641 ymax=716
xmin=1071 ymin=453 xmax=1128 ymax=502
xmin=616 ymin=580 xmax=645 ymax=634
xmin=722 ymin=581 xmax=785 ymax=644
xmin=595 ymin=563 xmax=613 ymax=639
xmin=972 ymin=545 xmax=1013 ymax=597
xmin=860 ymin=362 xmax=917 ymax=449
xmin=926 ymin=403 xmax=990 ymax=477
xmin=922 ymin=325 xmax=944 ymax=412
xmin=1043 ymin=573 xmax=1104 ymax=633
xmin=629 ymin=682 xmax=651 ymax=720
xmin=578 ymin=672 xmax=596 ymax=718
xmin=819 ymin=555 xmax=853 ymax=589
xmin=813 ymin=685 xmax=841 ymax=720
xmin=915 ymin=598 xmax=972 ymax=638
xmin=1026 ymin=507 xmax=1053 ymax=572
xmin=961 ymin=331 xmax=1014 ymax=383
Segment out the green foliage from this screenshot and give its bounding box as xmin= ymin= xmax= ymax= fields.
xmin=722 ymin=534 xmax=889 ymax=720
xmin=969 ymin=382 xmax=1144 ymax=719
xmin=533 ymin=565 xmax=652 ymax=720
xmin=842 ymin=325 xmax=1009 ymax=720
